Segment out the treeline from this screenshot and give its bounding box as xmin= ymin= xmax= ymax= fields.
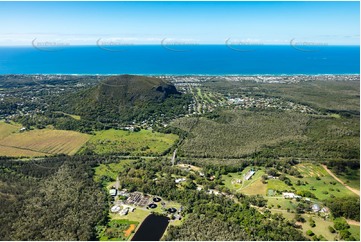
xmin=184 ymin=157 xmax=302 ymax=178
xmin=0 ymin=155 xmax=110 ymax=240
xmin=327 ymin=160 xmax=360 ymax=175
xmin=325 ymin=197 xmax=360 ymax=221
xmin=14 ymin=112 xmax=99 ymax=133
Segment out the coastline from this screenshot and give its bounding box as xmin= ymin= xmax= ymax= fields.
xmin=0 ymin=73 xmax=359 ymax=76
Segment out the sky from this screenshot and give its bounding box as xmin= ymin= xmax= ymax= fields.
xmin=0 ymin=1 xmax=359 ymax=46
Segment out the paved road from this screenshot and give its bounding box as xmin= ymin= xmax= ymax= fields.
xmin=322 ymin=165 xmax=360 ymax=196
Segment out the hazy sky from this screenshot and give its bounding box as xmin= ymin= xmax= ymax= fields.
xmin=0 ymin=1 xmax=359 ymax=46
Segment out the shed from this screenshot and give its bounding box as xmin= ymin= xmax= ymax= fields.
xmin=109 ymin=188 xmax=117 ymax=196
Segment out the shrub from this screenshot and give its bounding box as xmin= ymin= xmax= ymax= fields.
xmin=333 ymin=218 xmax=350 ymax=231
xmin=309 ymin=218 xmax=316 ymax=227
xmin=306 ymin=230 xmax=314 ymax=236
xmin=339 ymin=229 xmax=351 ymax=240
xmin=312 ymin=235 xmax=319 ymax=241
xmin=328 ymin=226 xmax=335 ymax=233
xmin=318 ymin=235 xmax=326 ymax=241
xmin=294 ymin=214 xmax=305 ymax=223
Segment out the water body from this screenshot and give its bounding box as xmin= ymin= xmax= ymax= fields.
xmin=131 ymin=214 xmax=169 ymax=241
xmin=0 ymin=45 xmax=359 ymax=75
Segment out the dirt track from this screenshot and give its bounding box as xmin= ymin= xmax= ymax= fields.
xmin=346 ymin=219 xmax=360 ymax=226
xmin=322 ymin=165 xmax=360 ymax=196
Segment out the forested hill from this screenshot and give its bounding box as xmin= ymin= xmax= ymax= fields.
xmin=48 ymin=75 xmax=191 ymax=125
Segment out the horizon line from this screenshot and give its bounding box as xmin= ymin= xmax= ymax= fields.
xmin=0 ymin=44 xmax=360 ymax=47
xmin=0 ymin=73 xmax=359 ymax=76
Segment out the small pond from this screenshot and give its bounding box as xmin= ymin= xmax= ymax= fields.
xmin=131 ymin=214 xmax=169 ymax=241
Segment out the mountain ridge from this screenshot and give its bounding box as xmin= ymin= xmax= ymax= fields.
xmin=50 ymin=75 xmax=190 ymax=126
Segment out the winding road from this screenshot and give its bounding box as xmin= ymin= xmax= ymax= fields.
xmin=321 ymin=165 xmax=360 ymax=196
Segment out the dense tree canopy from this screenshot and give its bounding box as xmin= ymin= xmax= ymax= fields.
xmin=0 ymin=156 xmax=109 ymax=240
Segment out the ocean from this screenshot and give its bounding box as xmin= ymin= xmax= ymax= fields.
xmin=0 ymin=45 xmax=359 ymax=75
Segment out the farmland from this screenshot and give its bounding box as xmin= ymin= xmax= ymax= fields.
xmin=0 ymin=122 xmax=90 ymax=157
xmin=80 ymin=129 xmax=178 ymax=156
xmin=0 ymin=145 xmax=47 ymax=157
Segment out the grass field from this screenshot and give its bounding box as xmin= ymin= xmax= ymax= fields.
xmin=94 ymin=160 xmax=136 ymax=185
xmin=0 ymin=121 xmax=21 ymax=139
xmin=267 ymin=197 xmax=298 ymax=210
xmin=267 ymin=179 xmax=291 ymax=192
xmin=98 ymin=219 xmax=138 ymax=241
xmin=290 ymin=163 xmax=357 ymax=200
xmin=299 ymin=214 xmax=356 ymax=241
xmin=0 ymin=122 xmax=90 ymax=157
xmin=111 ymin=209 xmax=150 ymax=223
xmin=241 ymin=177 xmax=267 ymax=196
xmin=262 ymin=163 xmax=360 ymax=240
xmin=222 ymin=167 xmax=267 ymax=195
xmin=80 ymin=129 xmax=178 ymax=156
xmin=336 ymin=169 xmax=360 ymax=190
xmin=222 ymin=163 xmax=357 ymax=201
xmin=268 ymin=209 xmax=360 ymax=241
xmin=349 ymin=225 xmax=360 ymax=241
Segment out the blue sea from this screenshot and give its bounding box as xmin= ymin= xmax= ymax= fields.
xmin=0 ymin=45 xmax=359 ymax=75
